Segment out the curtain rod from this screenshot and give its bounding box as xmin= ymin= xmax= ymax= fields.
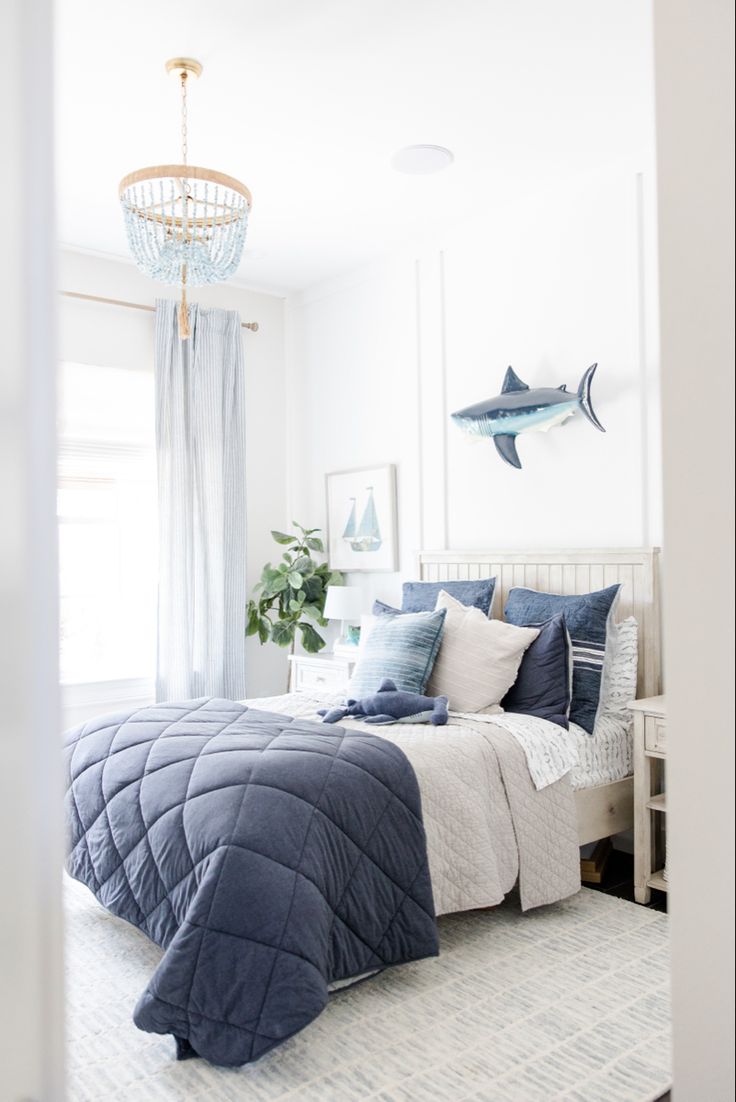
xmin=59 ymin=290 xmax=259 ymax=332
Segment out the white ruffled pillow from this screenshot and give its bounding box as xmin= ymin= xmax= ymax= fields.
xmin=427 ymin=591 xmax=538 ymax=713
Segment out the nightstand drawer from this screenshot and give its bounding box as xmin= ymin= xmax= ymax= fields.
xmin=294 ymin=662 xmax=348 ymax=693
xmin=645 ymin=715 xmax=667 ymax=753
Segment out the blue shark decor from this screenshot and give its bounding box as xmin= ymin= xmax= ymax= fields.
xmin=318 ymin=678 xmax=449 ymax=727
xmin=451 ymin=363 xmax=604 ymax=469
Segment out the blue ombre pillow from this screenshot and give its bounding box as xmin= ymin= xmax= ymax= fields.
xmin=401 ymin=578 xmax=496 ymax=617
xmin=501 ymin=614 xmax=571 ymax=729
xmin=504 ymin=585 xmax=621 ymax=734
xmin=348 ymin=608 xmax=447 ymax=698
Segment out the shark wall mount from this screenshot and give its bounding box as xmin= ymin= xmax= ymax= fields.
xmin=451 ymin=363 xmax=605 ymax=469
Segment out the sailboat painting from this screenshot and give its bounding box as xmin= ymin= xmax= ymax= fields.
xmin=326 ymin=465 xmax=398 ymax=572
xmin=343 ymin=488 xmax=382 ymax=552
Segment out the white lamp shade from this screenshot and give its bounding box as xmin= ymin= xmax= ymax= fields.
xmin=323 ymin=585 xmax=362 ymax=621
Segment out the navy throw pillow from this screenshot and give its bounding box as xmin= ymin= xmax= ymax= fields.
xmin=401 ymin=577 xmax=496 ymax=617
xmin=504 ymin=584 xmax=621 ymax=734
xmin=501 ymin=614 xmax=571 ymax=729
xmin=373 ymin=599 xmax=402 ymax=616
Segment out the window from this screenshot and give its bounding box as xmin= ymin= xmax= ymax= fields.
xmin=58 ymin=362 xmax=157 ymax=685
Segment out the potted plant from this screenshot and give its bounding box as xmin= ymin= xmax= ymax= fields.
xmin=246 ymin=523 xmax=343 ymax=660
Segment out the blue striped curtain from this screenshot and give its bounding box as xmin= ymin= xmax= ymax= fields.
xmin=155 ymin=299 xmax=247 ymax=700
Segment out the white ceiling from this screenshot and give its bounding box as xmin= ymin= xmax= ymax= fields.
xmin=56 ymin=0 xmax=655 ymax=294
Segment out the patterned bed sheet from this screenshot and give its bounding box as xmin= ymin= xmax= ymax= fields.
xmin=569 ymin=714 xmax=633 ymax=789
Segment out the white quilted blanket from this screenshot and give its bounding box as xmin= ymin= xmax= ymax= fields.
xmin=248 ymin=692 xmax=581 ymax=915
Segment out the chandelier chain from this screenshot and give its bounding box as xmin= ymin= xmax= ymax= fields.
xmin=180 ymin=71 xmax=188 ymax=167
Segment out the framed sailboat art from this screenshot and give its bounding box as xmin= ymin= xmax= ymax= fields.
xmin=326 ymin=465 xmax=398 ymax=572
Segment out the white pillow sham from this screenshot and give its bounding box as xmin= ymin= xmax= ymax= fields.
xmin=427 ymin=591 xmax=539 ymax=713
xmin=597 ymin=616 xmax=639 ymax=723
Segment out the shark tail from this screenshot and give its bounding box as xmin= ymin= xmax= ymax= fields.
xmin=577 ymin=363 xmax=605 ymax=432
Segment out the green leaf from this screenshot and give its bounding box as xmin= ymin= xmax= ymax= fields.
xmin=291 ymin=555 xmax=315 ymax=576
xmin=301 ymin=576 xmax=323 ymax=602
xmin=271 ymin=620 xmax=296 ymax=647
xmin=300 ymin=604 xmax=324 ymax=622
xmin=305 ymin=537 xmax=324 ymax=552
xmin=299 ymin=622 xmax=326 ymax=653
xmin=288 ymin=599 xmax=302 ymax=614
xmin=329 ymin=571 xmax=344 ymax=586
xmin=271 ymin=531 xmax=296 ymax=545
xmin=268 ymin=574 xmax=289 ymax=594
xmin=286 ymin=571 xmax=303 ymax=589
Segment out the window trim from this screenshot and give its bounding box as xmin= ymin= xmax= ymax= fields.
xmin=61 ymin=677 xmax=156 ymax=729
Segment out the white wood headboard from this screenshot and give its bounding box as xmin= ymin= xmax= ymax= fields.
xmin=417 ymin=548 xmax=662 ymax=699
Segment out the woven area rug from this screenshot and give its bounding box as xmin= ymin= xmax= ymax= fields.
xmin=64 ymin=876 xmax=671 ymax=1102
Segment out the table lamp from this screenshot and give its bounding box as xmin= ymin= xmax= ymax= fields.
xmin=323 ymin=586 xmax=363 ymax=652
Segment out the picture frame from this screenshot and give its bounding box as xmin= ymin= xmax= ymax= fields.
xmin=325 ymin=464 xmax=398 ymax=572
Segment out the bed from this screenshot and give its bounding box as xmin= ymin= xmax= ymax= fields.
xmin=63 ymin=546 xmax=660 ymax=1066
xmin=415 ymin=546 xmax=662 ymax=844
xmin=245 ymin=547 xmax=661 ymax=914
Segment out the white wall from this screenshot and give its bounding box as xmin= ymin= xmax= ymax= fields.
xmin=287 ymin=166 xmax=662 ymax=614
xmin=286 ymin=255 xmax=420 ymax=614
xmin=0 ymin=1 xmax=65 ymax=1095
xmin=654 ymin=1 xmax=735 ymax=1098
xmin=59 ymin=249 xmax=289 ymax=702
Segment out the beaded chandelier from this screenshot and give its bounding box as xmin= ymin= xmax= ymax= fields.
xmin=119 ymin=58 xmax=252 ymax=339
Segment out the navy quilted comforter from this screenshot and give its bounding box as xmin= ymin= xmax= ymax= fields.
xmin=64 ymin=698 xmax=438 ymax=1066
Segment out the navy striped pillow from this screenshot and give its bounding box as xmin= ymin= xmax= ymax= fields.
xmin=348 ymin=609 xmax=447 ymax=698
xmin=504 ymin=585 xmax=621 ymax=734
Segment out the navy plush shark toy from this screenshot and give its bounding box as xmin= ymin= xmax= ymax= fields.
xmin=319 ymin=678 xmax=449 ymax=726
xmin=452 ymin=363 xmax=605 ymax=469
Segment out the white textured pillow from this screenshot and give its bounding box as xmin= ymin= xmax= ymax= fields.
xmin=427 ymin=591 xmax=539 ymax=712
xmin=597 ymin=616 xmax=639 ymax=722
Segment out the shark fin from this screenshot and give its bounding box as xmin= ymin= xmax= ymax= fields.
xmin=558 ymin=384 xmax=567 ymax=391
xmin=501 ymin=366 xmax=529 ymax=394
xmin=493 ymin=434 xmax=522 ymax=469
xmin=577 ymin=363 xmax=605 ymax=432
xmin=377 ymin=678 xmax=397 ymax=692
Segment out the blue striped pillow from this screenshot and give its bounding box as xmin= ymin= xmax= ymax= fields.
xmin=348 ymin=609 xmax=447 ymax=698
xmin=504 ymin=585 xmax=621 ymax=734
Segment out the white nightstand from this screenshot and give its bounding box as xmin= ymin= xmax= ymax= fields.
xmin=631 ymin=695 xmax=668 ymax=904
xmin=288 ymin=653 xmax=356 ymax=695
